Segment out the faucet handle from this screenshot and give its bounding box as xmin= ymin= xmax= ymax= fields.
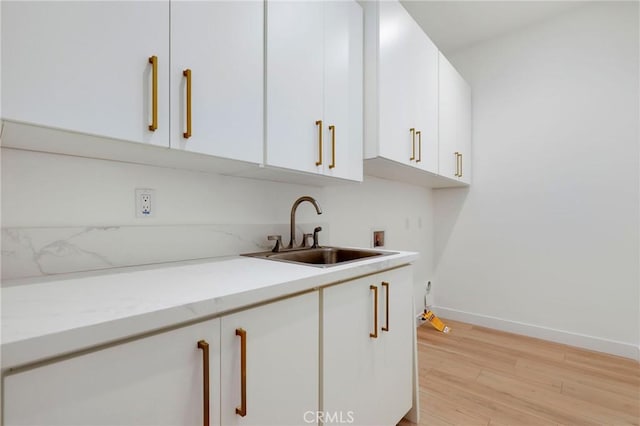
xmin=301 ymin=233 xmax=313 ymax=248
xmin=312 ymin=226 xmax=322 ymax=248
xmin=268 ymin=235 xmax=283 ymax=253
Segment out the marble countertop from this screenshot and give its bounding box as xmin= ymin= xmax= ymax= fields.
xmin=1 ymin=249 xmax=417 ymax=369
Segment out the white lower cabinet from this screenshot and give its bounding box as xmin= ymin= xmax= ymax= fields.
xmin=220 ymin=291 xmax=319 ymax=426
xmin=4 ymin=318 xmax=222 ymax=426
xmin=323 ymin=266 xmax=413 ymax=426
xmin=3 ymin=292 xmax=319 ymax=426
xmin=3 ymin=268 xmax=415 ymax=426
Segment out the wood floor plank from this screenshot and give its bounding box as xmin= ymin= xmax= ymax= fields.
xmin=419 ymin=343 xmax=563 ymax=392
xmin=564 ymin=351 xmax=640 ymax=382
xmin=419 ymin=334 xmax=520 ymax=367
xmin=516 ymin=356 xmax=640 ymax=398
xmin=466 ymin=325 xmax=566 ymax=362
xmin=561 ymin=378 xmax=640 ymax=419
xmin=423 ymin=369 xmax=557 ymax=426
xmin=477 ymin=369 xmax=637 ymax=425
xmin=406 ymin=319 xmax=640 ymax=426
xmin=433 ymin=368 xmax=599 ymax=426
xmin=563 ymin=344 xmax=640 ymax=370
xmin=420 ymin=390 xmax=490 ymax=426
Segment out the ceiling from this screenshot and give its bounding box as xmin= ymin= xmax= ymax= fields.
xmin=400 ymin=1 xmax=588 ymax=54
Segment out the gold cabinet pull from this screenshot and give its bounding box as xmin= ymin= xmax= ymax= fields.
xmin=381 ymin=282 xmax=389 ymax=332
xmin=197 ymin=340 xmax=210 ymax=426
xmin=459 ymin=152 xmax=463 ymax=178
xmin=235 ymin=328 xmax=247 ymax=417
xmin=329 ymin=125 xmax=336 ymax=169
xmin=370 ymin=285 xmax=378 ymax=338
xmin=454 ymin=152 xmax=460 ymax=177
xmin=183 ymin=69 xmax=192 ymax=139
xmin=409 ymin=128 xmax=416 ymax=161
xmin=315 ymin=120 xmax=323 ymax=166
xmin=416 ymin=131 xmax=422 ymax=163
xmin=148 ymin=56 xmax=158 ymax=131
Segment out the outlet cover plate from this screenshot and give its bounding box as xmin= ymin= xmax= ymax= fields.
xmin=371 ymin=228 xmax=385 ymax=248
xmin=135 ymin=188 xmax=155 ymax=218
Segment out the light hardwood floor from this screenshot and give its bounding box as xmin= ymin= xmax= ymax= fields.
xmin=401 ymin=319 xmax=640 ymax=426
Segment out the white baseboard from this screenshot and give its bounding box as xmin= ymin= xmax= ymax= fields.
xmin=432 ymin=306 xmax=640 ymax=362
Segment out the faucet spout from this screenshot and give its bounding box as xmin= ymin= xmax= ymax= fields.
xmin=288 ymin=196 xmax=322 ymax=248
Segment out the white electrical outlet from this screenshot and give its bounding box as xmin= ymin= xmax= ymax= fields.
xmin=135 ymin=188 xmax=155 ymax=218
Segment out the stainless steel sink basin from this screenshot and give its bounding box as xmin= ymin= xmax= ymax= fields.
xmin=242 ymin=247 xmax=395 ymax=268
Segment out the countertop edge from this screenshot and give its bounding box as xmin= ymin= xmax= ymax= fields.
xmin=1 ymin=251 xmax=417 ymax=370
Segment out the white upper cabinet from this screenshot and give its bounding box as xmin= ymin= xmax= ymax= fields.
xmin=375 ymin=0 xmax=415 ymax=165
xmin=412 ymin=26 xmax=440 ymax=174
xmin=363 ymin=0 xmax=471 ymax=188
xmin=170 ymin=1 xmax=263 ymax=164
xmin=1 ymin=1 xmax=170 ymax=146
xmin=266 ymin=0 xmax=363 ymax=181
xmin=322 ymin=0 xmax=364 ymax=181
xmin=365 ymin=0 xmax=438 ymax=173
xmin=2 ymin=1 xmax=263 ymax=166
xmin=266 ymin=1 xmax=324 ymax=175
xmin=438 ymin=52 xmax=471 ymax=184
xmin=2 ymin=0 xmax=469 ymax=187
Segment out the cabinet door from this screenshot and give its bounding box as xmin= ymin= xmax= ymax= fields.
xmin=412 ymin=28 xmax=439 ymax=175
xmin=375 ymin=267 xmax=414 ymax=426
xmin=378 ymin=0 xmax=416 ymax=166
xmin=438 ymin=52 xmax=472 ymax=183
xmin=4 ymin=319 xmax=220 ymax=425
xmin=323 ymin=275 xmax=380 ymax=426
xmin=322 ymin=0 xmax=363 ymax=181
xmin=170 ymin=1 xmax=263 ymax=163
xmin=1 ymin=1 xmax=169 ymax=146
xmin=323 ymin=267 xmax=414 ymax=426
xmin=220 ymin=291 xmax=319 ymax=426
xmin=266 ymin=1 xmax=324 ymax=174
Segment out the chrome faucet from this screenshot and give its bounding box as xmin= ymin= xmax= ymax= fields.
xmin=288 ymin=196 xmax=322 ymax=248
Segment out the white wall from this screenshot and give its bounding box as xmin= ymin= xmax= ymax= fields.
xmin=433 ymin=2 xmax=639 ymax=359
xmin=324 ymin=176 xmax=434 ymax=314
xmin=1 ymin=148 xmax=433 ymax=308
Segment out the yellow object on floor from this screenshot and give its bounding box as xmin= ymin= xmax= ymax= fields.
xmin=423 ymin=310 xmax=450 ymax=333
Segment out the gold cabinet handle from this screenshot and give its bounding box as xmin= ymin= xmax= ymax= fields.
xmin=459 ymin=152 xmax=463 ymax=178
xmin=197 ymin=340 xmax=210 ymax=426
xmin=370 ymin=285 xmax=378 ymax=338
xmin=381 ymin=282 xmax=389 ymax=332
xmin=315 ymin=120 xmax=323 ymax=166
xmin=183 ymin=69 xmax=192 ymax=139
xmin=148 ymin=56 xmax=158 ymax=131
xmin=454 ymin=152 xmax=460 ymax=177
xmin=235 ymin=328 xmax=247 ymax=417
xmin=329 ymin=125 xmax=336 ymax=169
xmin=416 ymin=131 xmax=422 ymax=163
xmin=409 ymin=128 xmax=416 ymax=161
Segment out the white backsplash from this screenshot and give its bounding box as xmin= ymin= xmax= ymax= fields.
xmin=1 ymin=223 xmax=328 ymax=282
xmin=2 ymin=147 xmax=433 ymax=310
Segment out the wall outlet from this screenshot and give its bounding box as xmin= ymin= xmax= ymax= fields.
xmin=135 ymin=188 xmax=155 ymax=218
xmin=372 ymin=229 xmax=385 ymax=248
